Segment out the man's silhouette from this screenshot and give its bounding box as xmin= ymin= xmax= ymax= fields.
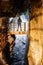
xmin=17 ymin=17 xmax=22 ymax=31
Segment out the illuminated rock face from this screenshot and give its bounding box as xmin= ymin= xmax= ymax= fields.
xmin=0 ymin=17 xmax=8 ymax=50
xmin=28 ymin=7 xmax=43 ymax=65
xmin=0 ymin=17 xmax=9 ymax=65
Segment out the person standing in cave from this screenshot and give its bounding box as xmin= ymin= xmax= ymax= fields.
xmin=17 ymin=16 xmax=22 ymax=31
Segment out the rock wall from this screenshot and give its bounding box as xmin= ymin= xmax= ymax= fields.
xmin=28 ymin=7 xmax=43 ymax=65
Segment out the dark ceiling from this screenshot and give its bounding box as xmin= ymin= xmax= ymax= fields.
xmin=0 ymin=0 xmax=42 ymax=17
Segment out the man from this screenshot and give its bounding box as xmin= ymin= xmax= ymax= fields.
xmin=17 ymin=16 xmax=22 ymax=31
